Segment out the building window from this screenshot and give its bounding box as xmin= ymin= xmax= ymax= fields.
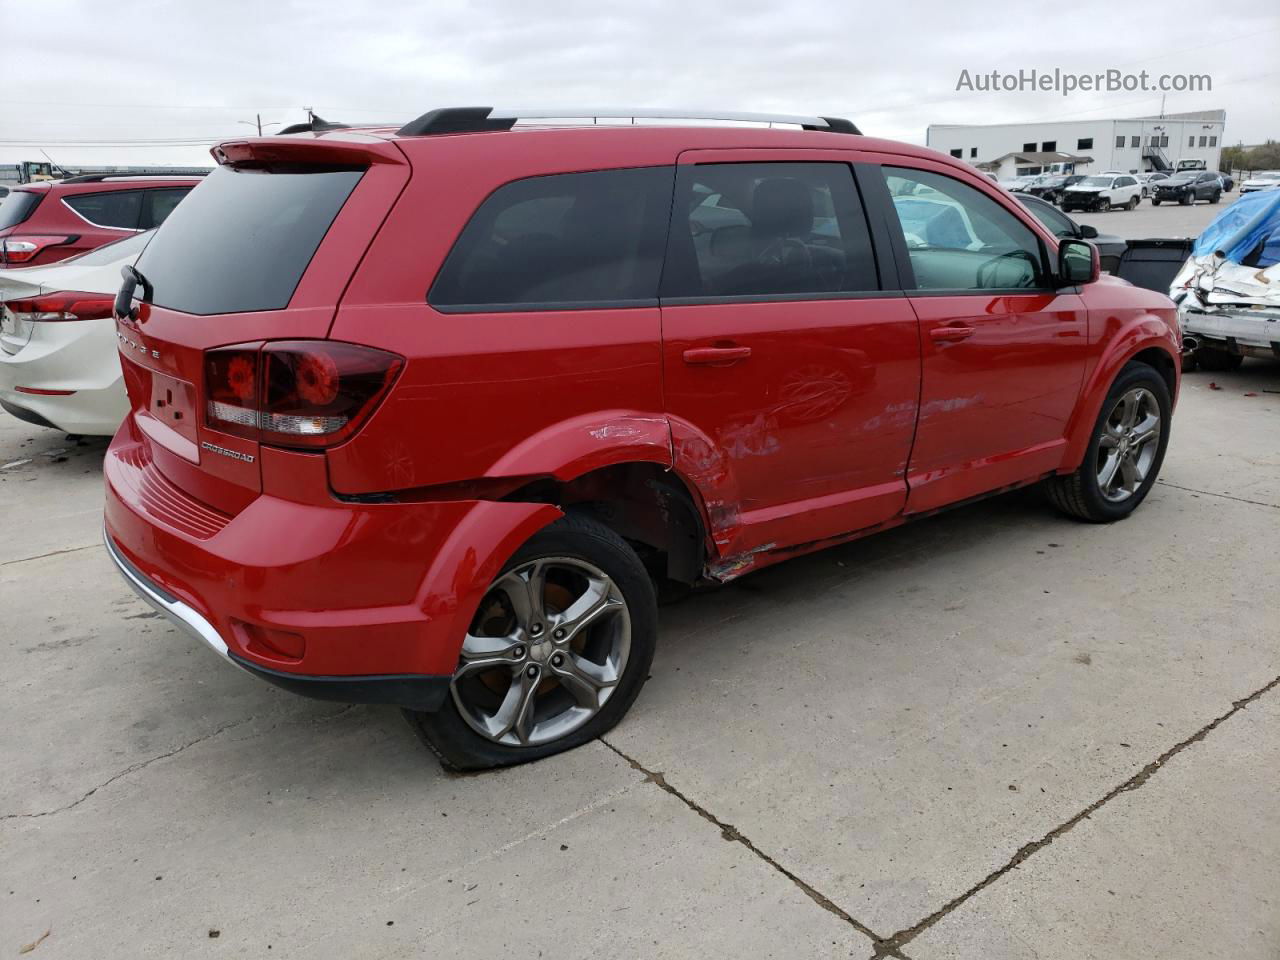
xmin=1041 ymin=141 xmax=1056 ymax=151
xmin=1198 ymin=135 xmax=1207 ymax=147
xmin=1160 ymin=135 xmax=1169 ymax=148
xmin=950 ymin=148 xmax=962 ymax=158
xmin=1131 ymin=136 xmax=1140 ymax=148
xmin=970 ymin=147 xmax=977 ymax=158
xmin=1077 ymin=137 xmax=1093 ymax=150
xmin=1022 ymin=142 xmax=1036 ymax=153
xmin=1209 ymin=135 xmax=1218 ymax=147
xmin=1189 ymin=135 xmax=1195 ymax=147
xmin=1115 ymin=135 xmax=1126 ymax=148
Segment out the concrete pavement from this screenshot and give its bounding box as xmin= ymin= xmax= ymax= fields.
xmin=2 ymin=358 xmax=1277 ymax=959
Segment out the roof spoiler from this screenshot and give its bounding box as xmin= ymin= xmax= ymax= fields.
xmin=396 ymin=107 xmax=861 ymax=137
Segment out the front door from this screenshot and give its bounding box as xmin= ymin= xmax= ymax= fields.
xmin=660 ymin=152 xmax=921 ymax=557
xmin=871 ymin=163 xmax=1089 ymax=513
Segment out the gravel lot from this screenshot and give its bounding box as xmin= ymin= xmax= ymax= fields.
xmin=2 ymin=255 xmax=1277 ymax=956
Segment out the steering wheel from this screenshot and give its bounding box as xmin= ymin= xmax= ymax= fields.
xmin=976 ymin=249 xmax=1039 ymax=289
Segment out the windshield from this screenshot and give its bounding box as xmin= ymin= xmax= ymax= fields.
xmin=135 ymin=165 xmax=364 ymax=315
xmin=1079 ymin=177 xmax=1112 ymax=187
xmin=1168 ymin=173 xmax=1197 ymax=182
xmin=0 ymin=190 xmax=43 ymax=231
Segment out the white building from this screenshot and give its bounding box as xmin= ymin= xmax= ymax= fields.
xmin=926 ymin=109 xmax=1226 ymax=178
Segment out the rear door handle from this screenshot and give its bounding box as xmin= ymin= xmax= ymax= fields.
xmin=682 ymin=345 xmax=752 ymax=365
xmin=929 ymin=325 xmax=975 ymax=343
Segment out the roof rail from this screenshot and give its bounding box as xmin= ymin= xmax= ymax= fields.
xmin=396 ymin=107 xmax=861 ymax=137
xmin=57 ymin=171 xmax=210 ymax=183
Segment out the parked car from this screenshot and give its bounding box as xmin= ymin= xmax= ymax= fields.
xmin=1061 ymin=174 xmax=1143 ymax=212
xmin=1023 ymin=174 xmax=1085 ymax=204
xmin=1240 ymin=171 xmax=1280 ymax=194
xmin=1151 ymin=171 xmax=1222 ymax=206
xmin=0 ymin=231 xmax=151 ymax=434
xmin=1134 ymin=172 xmax=1169 ymax=197
xmin=103 ymin=108 xmax=1181 ymax=769
xmin=0 ymin=174 xmax=200 ymax=267
xmin=1017 ymin=194 xmax=1127 ymax=273
xmin=1000 ymin=175 xmax=1039 ymax=193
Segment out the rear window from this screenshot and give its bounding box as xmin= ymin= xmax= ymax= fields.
xmin=0 ymin=190 xmax=43 ymax=230
xmin=135 ymin=165 xmax=363 ymax=315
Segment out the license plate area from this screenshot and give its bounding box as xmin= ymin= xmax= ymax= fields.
xmin=148 ymin=371 xmax=199 ymax=447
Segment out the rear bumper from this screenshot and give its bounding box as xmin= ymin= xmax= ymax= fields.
xmin=0 ymin=318 xmax=129 ymax=435
xmin=103 ymin=422 xmax=560 ymax=709
xmin=1180 ymin=306 xmax=1280 ymax=352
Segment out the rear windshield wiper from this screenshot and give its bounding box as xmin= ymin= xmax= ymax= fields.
xmin=114 ymin=264 xmax=153 ymax=320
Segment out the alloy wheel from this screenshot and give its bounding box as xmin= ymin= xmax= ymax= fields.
xmin=450 ymin=557 xmax=631 ymax=747
xmin=1095 ymin=386 xmax=1161 ymax=503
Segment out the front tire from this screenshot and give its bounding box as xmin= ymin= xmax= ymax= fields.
xmin=1047 ymin=362 xmax=1171 ymax=523
xmin=405 ymin=512 xmax=658 ymax=770
xmin=1152 ymin=199 xmax=1162 ymax=206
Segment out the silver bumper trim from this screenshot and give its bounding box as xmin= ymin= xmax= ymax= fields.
xmin=103 ymin=527 xmax=231 ymax=661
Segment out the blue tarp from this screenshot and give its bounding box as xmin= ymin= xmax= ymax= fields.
xmin=1191 ymin=189 xmax=1280 ymax=267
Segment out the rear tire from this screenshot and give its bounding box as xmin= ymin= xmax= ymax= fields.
xmin=1195 ymin=346 xmax=1243 ymax=372
xmin=404 ymin=512 xmax=657 ymax=771
xmin=1210 ymin=191 xmax=1221 ymax=204
xmin=1128 ymin=195 xmax=1140 ymax=210
xmin=1046 ymin=362 xmax=1171 ymax=523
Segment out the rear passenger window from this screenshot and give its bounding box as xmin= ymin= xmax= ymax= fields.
xmin=430 ymin=167 xmax=673 ymax=309
xmin=881 ymin=167 xmax=1047 ymax=291
xmin=661 ymin=162 xmax=878 ymax=299
xmin=64 ymin=191 xmax=143 ymax=230
xmin=140 ymin=188 xmax=191 ymax=229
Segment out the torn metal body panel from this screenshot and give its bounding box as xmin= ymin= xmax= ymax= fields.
xmin=1171 ymin=192 xmax=1280 ymax=359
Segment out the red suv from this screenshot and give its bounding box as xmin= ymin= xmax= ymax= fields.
xmin=103 ymin=108 xmax=1180 ymax=769
xmin=0 ymin=174 xmax=202 ymax=266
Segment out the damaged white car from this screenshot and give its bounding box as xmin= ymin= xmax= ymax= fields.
xmin=1171 ymin=190 xmax=1280 ymax=372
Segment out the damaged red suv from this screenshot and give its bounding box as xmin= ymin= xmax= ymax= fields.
xmin=105 ymin=108 xmax=1180 ymax=769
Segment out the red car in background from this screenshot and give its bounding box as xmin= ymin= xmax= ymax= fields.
xmin=103 ymin=108 xmax=1181 ymax=770
xmin=0 ymin=174 xmax=202 ymax=266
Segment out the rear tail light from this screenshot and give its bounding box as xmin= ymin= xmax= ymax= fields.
xmin=204 ymin=341 xmax=402 ymax=449
xmin=0 ymin=236 xmax=73 ymax=264
xmin=3 ymin=291 xmax=115 ymax=322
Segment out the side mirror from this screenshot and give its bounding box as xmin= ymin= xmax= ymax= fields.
xmin=1079 ymin=224 xmax=1099 ymax=239
xmin=1058 ymin=238 xmax=1099 ymax=285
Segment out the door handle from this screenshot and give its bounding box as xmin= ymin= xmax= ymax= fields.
xmin=929 ymin=324 xmax=975 ymax=343
xmin=682 ymin=345 xmax=752 ymax=365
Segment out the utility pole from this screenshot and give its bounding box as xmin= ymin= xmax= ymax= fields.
xmin=237 ymin=114 xmax=280 ymax=136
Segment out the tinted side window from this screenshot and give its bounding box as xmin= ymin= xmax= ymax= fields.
xmin=661 ymin=162 xmax=878 ymax=299
xmin=430 ymin=167 xmax=673 ymax=309
xmin=140 ymin=188 xmax=191 ymax=229
xmin=0 ymin=190 xmax=42 ymax=230
xmin=64 ymin=190 xmax=143 ymax=229
xmin=882 ymin=167 xmax=1047 ymax=291
xmin=1025 ymin=201 xmax=1076 ymax=239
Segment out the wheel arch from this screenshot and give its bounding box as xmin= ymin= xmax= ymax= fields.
xmin=1061 ymin=324 xmax=1180 ymax=471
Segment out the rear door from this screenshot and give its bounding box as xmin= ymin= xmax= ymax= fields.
xmin=869 ymin=161 xmax=1088 ymax=513
xmin=659 ymin=150 xmax=921 ymax=555
xmin=120 ymin=142 xmax=409 ymax=512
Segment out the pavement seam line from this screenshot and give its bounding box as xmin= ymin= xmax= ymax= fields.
xmin=869 ymin=673 xmax=1280 ymax=958
xmin=1154 ymin=480 xmax=1280 ymax=510
xmin=1 ymin=706 xmax=353 ymax=822
xmin=0 ymin=716 xmax=257 ymax=822
xmin=598 ymin=737 xmax=909 ymax=958
xmin=1 ymin=542 xmax=100 ymax=566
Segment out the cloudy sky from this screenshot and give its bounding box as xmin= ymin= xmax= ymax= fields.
xmin=4 ymin=0 xmax=1277 ymax=168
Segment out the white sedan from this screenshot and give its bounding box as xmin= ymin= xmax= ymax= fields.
xmin=1240 ymin=171 xmax=1280 ymax=194
xmin=0 ymin=231 xmax=150 ymax=435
